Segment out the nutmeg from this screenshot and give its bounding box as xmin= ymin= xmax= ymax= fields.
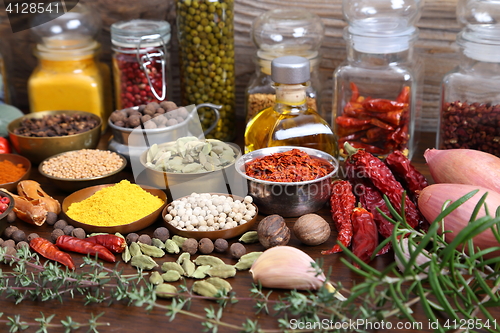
xmin=257 ymin=214 xmax=290 ymax=248
xmin=293 ymin=214 xmax=331 ymax=246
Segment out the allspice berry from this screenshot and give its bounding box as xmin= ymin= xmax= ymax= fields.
xmin=16 ymin=241 xmax=29 ymax=250
xmin=153 ymin=227 xmax=170 ymax=242
xmin=11 ymin=229 xmax=26 ymax=243
xmin=63 ymin=225 xmax=75 ymax=236
xmin=138 ymin=234 xmax=152 ymax=245
xmin=182 ymin=238 xmax=198 ymax=255
xmin=54 ymin=219 xmax=68 ymax=230
xmin=71 ymin=228 xmax=86 ymax=239
xmin=198 ymin=238 xmax=214 ymax=254
xmin=4 ymin=225 xmax=18 ymax=239
xmin=126 ymin=233 xmax=140 ymax=245
xmin=46 ymin=212 xmax=58 ymax=226
xmin=229 ymin=243 xmax=246 ymax=259
xmin=257 ymin=214 xmax=291 ymax=248
xmin=27 ymin=233 xmax=40 ymax=242
xmin=6 ymin=211 xmax=17 ymax=223
xmin=2 ymin=239 xmax=15 ymax=248
xmin=214 ymin=238 xmax=228 ymax=253
xmin=51 ymin=229 xmax=65 ymax=243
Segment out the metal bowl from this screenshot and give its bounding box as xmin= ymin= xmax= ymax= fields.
xmin=8 ymin=110 xmax=102 ymax=164
xmin=0 ymin=190 xmax=15 ymax=236
xmin=235 ymin=146 xmax=339 ymax=217
xmin=38 ymin=150 xmax=128 ymax=192
xmin=0 ymin=153 xmax=32 ymax=192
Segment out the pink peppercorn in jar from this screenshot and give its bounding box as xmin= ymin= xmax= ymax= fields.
xmin=111 ymin=19 xmax=172 ymax=110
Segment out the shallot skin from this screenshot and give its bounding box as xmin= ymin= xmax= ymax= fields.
xmin=418 ymin=183 xmax=500 ymax=258
xmin=424 ymin=148 xmax=500 ymax=193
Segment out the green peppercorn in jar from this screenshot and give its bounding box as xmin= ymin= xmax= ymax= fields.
xmin=176 ymin=0 xmax=236 ymax=141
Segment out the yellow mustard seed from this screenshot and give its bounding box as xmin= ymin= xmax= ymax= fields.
xmin=66 ymin=180 xmax=164 ymax=226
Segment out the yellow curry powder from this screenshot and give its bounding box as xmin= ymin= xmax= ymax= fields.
xmin=66 ymin=180 xmax=164 ymax=226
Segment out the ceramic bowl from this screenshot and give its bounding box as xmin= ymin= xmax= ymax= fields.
xmin=235 ymin=146 xmax=339 ymax=217
xmin=38 ymin=150 xmax=127 ymax=192
xmin=8 ymin=110 xmax=102 ymax=164
xmin=62 ymin=184 xmax=167 ymax=234
xmin=0 ymin=153 xmax=32 ymax=192
xmin=0 ymin=190 xmax=15 ymax=236
xmin=162 ymin=193 xmax=259 ymax=240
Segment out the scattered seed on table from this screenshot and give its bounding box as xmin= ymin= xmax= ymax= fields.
xmin=54 ymin=219 xmax=68 ymax=230
xmin=45 ymin=212 xmax=58 ymax=226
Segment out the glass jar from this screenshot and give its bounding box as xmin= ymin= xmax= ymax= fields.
xmin=28 ymin=3 xmax=112 ymax=127
xmin=176 ymin=0 xmax=236 ymax=141
xmin=111 ymin=19 xmax=171 ymax=110
xmin=0 ymin=50 xmax=10 ymax=104
xmin=246 ymin=9 xmax=325 ymax=124
xmin=245 ymin=56 xmax=337 ymax=156
xmin=333 ymin=27 xmax=423 ymax=159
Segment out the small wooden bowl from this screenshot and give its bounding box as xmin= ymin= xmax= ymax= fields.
xmin=162 ymin=193 xmax=259 ymax=240
xmin=62 ymin=184 xmax=167 ymax=234
xmin=0 ymin=153 xmax=32 ymax=192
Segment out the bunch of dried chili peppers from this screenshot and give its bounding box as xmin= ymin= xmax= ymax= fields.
xmin=323 ymin=142 xmax=428 ymax=267
xmin=335 ymin=82 xmax=410 ymax=157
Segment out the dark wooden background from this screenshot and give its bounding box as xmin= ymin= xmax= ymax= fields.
xmin=1 ymin=0 xmax=461 ymax=131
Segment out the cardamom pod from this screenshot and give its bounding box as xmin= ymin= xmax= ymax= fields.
xmin=161 ymin=261 xmax=185 ymax=275
xmin=192 ymin=280 xmax=219 ymax=297
xmin=139 ymin=242 xmax=165 ymax=258
xmin=115 ymin=232 xmax=126 ymax=240
xmin=172 ymin=235 xmax=187 ymax=247
xmin=207 ymin=264 xmax=236 ymax=278
xmin=176 ymin=252 xmax=190 ymax=265
xmin=149 ymin=271 xmax=163 ymax=285
xmin=193 ymin=255 xmax=225 ymax=267
xmin=152 ymin=238 xmax=166 ymax=249
xmin=165 ymin=239 xmax=180 ymax=254
xmin=121 ymin=245 xmax=131 ymax=263
xmin=162 ymin=270 xmax=181 ymax=282
xmin=239 ymin=231 xmax=259 ymax=244
xmin=156 ymin=283 xmax=177 ymax=298
xmin=131 ymin=254 xmax=159 ymax=270
xmin=129 ymin=242 xmax=142 ymax=257
xmin=182 ymin=259 xmax=196 ymax=277
xmin=205 ymin=277 xmax=232 ymax=293
xmin=191 ymin=265 xmax=211 ymax=279
xmin=234 ymin=252 xmax=263 ymax=271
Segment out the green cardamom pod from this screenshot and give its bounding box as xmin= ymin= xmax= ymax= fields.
xmin=156 ymin=283 xmax=177 ymax=298
xmin=191 ymin=265 xmax=211 ymax=279
xmin=129 ymin=242 xmax=142 ymax=257
xmin=207 ymin=264 xmax=236 ymax=278
xmin=238 ymin=231 xmax=259 ymax=244
xmin=89 ymin=232 xmax=108 ymax=237
xmin=182 ymin=259 xmax=196 ymax=277
xmin=152 ymin=238 xmax=166 ymax=249
xmin=121 ymin=245 xmax=131 ymax=263
xmin=234 ymin=251 xmax=263 ymax=271
xmin=161 ymin=261 xmax=185 ymax=275
xmin=138 ymin=242 xmax=165 ymax=258
xmin=115 ymin=232 xmax=126 ymax=240
xmin=205 ymin=277 xmax=232 ymax=293
xmin=177 ymin=252 xmax=190 ymax=265
xmin=149 ymin=271 xmax=164 ymax=285
xmin=192 ymin=280 xmax=219 ymax=297
xmin=193 ymin=255 xmax=225 ymax=267
xmin=165 ymin=239 xmax=180 ymax=254
xmin=131 ymin=254 xmax=158 ymax=270
xmin=172 ymin=235 xmax=187 ymax=247
xmin=162 ymin=270 xmax=181 ymax=282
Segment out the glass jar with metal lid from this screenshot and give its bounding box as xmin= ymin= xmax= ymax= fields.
xmin=246 ymin=9 xmax=325 ymax=124
xmin=111 ymin=19 xmax=172 ymax=110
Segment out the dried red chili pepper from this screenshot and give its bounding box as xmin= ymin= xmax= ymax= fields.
xmin=336 ymin=116 xmax=372 ymax=128
xmin=351 ymin=206 xmax=378 ymax=266
xmin=362 ymin=99 xmax=407 ymax=112
xmin=350 ymin=82 xmax=359 ymax=102
xmin=322 ymin=180 xmax=356 ymax=255
xmin=369 ymin=110 xmax=403 ymax=126
xmin=342 ymin=141 xmax=389 ymax=155
xmin=343 ymin=102 xmax=367 ymax=118
xmin=396 ymin=86 xmax=410 ymax=103
xmin=30 ymin=237 xmax=75 ymax=270
xmin=370 ymin=118 xmax=394 ymax=131
xmin=385 ymin=150 xmax=428 ymax=197
xmin=56 ymin=235 xmax=116 ymax=263
xmin=364 ymin=127 xmax=390 ymax=142
xmin=344 ymin=142 xmax=420 ymax=229
xmin=85 ymin=234 xmax=126 ymax=254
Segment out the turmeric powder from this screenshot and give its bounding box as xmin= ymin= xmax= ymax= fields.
xmin=0 ymin=160 xmax=26 ymax=184
xmin=66 ymin=180 xmax=164 ymax=226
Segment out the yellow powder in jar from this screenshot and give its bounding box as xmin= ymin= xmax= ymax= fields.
xmin=66 ymin=180 xmax=164 ymax=226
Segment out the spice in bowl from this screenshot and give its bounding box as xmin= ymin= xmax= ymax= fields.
xmin=41 ymin=149 xmax=124 ymax=179
xmin=13 ymin=113 xmax=99 ymax=137
xmin=0 ymin=159 xmax=26 ymax=184
xmin=65 ymin=180 xmax=164 ymax=227
xmin=245 ymin=148 xmax=333 ymax=182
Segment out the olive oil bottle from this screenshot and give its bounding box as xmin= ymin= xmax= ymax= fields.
xmin=245 ymin=56 xmax=337 ymax=156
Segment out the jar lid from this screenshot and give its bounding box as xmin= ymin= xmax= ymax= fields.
xmin=458 ymin=27 xmax=500 ymax=62
xmin=271 ymin=56 xmax=310 ymax=84
xmin=111 ymin=19 xmax=171 ymax=49
xmin=345 ymin=26 xmax=418 ymax=54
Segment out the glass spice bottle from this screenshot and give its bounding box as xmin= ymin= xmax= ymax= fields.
xmin=176 ymin=0 xmax=236 ymax=141
xmin=245 ymin=9 xmax=325 ymax=124
xmin=111 ymin=19 xmax=171 ymax=110
xmin=245 ymin=56 xmax=337 ymax=157
xmin=437 ymin=0 xmax=500 ymax=157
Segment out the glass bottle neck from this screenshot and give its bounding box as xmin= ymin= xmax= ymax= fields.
xmin=347 ymin=45 xmax=412 ymax=67
xmin=273 ymin=82 xmax=309 ymax=113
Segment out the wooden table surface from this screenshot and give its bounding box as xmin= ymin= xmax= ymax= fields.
xmin=1 ymin=129 xmax=498 ymax=333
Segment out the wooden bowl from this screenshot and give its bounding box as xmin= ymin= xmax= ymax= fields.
xmin=62 ymin=184 xmax=167 ymax=234
xmin=162 ymin=193 xmax=259 ymax=240
xmin=0 ymin=153 xmax=32 ymax=192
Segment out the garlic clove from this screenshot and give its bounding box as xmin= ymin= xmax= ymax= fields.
xmin=394 ymin=238 xmax=431 ymax=274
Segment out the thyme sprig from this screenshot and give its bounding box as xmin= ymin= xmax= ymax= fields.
xmin=0 ymin=191 xmax=499 ymax=332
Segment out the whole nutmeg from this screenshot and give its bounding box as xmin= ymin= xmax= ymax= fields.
xmin=257 ymin=214 xmax=291 ymax=248
xmin=293 ymin=214 xmax=331 ymax=246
